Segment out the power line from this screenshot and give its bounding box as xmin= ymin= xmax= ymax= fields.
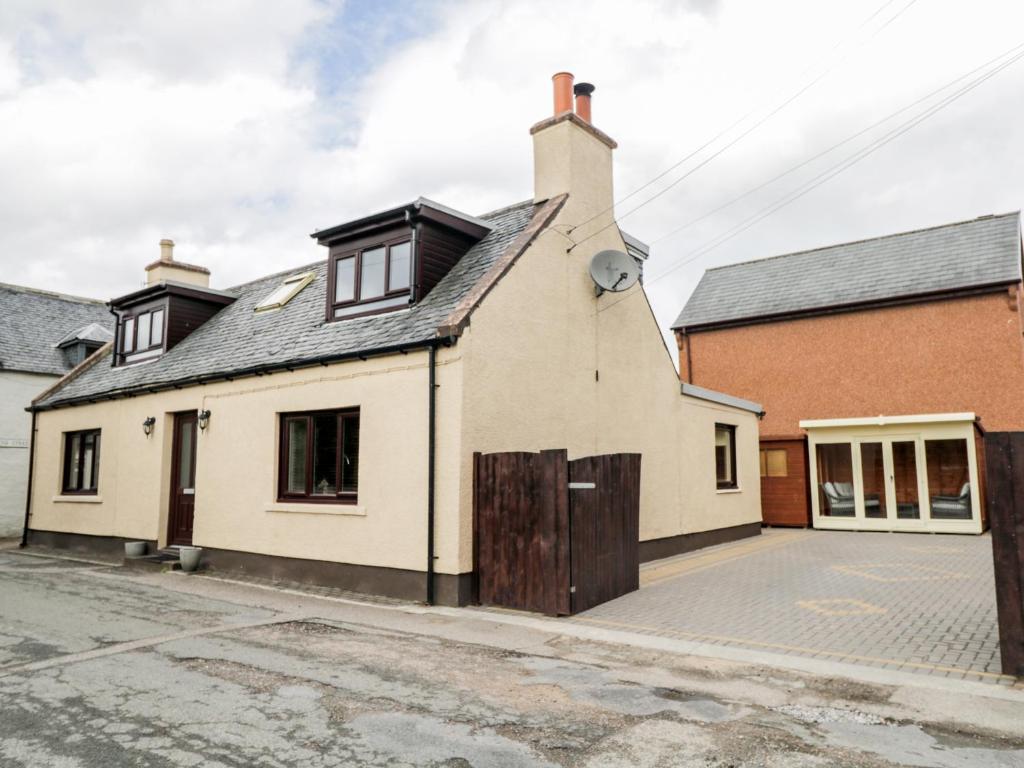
xmin=595 ymin=43 xmax=1024 ymax=315
xmin=566 ymin=0 xmax=919 ymax=246
xmin=650 ymin=39 xmax=1024 ymax=246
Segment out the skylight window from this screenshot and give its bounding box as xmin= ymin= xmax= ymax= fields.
xmin=255 ymin=272 xmax=315 ymax=313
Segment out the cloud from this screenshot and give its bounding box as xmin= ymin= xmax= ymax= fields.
xmin=0 ymin=0 xmax=1021 ymax=347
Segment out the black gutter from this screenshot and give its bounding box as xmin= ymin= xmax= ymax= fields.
xmin=31 ymin=338 xmax=449 ymax=413
xmin=19 ymin=410 xmax=37 ymax=548
xmin=426 ymin=342 xmax=438 ymax=605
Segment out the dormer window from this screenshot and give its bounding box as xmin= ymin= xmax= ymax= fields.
xmin=313 ymin=198 xmax=493 ymax=324
xmin=120 ymin=307 xmax=165 ymax=359
xmin=329 ymin=238 xmax=412 ymax=319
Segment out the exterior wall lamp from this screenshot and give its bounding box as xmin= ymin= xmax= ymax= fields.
xmin=142 ymin=416 xmax=156 ymax=437
xmin=198 ymin=409 xmax=211 ymax=431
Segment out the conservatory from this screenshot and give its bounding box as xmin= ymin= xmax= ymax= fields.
xmin=801 ymin=413 xmax=983 ymax=535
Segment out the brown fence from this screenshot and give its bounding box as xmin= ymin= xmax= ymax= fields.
xmin=983 ymin=432 xmax=1024 ymax=677
xmin=473 ymin=450 xmax=641 ymax=616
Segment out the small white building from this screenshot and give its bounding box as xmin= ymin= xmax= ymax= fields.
xmin=0 ymin=284 xmax=112 ymax=537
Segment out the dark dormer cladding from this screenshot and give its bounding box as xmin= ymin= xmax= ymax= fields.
xmin=312 ymin=198 xmax=493 ymax=321
xmin=110 ymin=282 xmax=236 ymax=366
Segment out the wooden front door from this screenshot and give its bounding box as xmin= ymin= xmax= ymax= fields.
xmin=168 ymin=412 xmax=198 ymax=546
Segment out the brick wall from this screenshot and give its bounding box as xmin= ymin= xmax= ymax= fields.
xmin=679 ymin=288 xmax=1024 ymax=437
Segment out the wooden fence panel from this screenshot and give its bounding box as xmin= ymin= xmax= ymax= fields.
xmin=983 ymin=432 xmax=1024 ymax=677
xmin=569 ymin=453 xmax=641 ymax=614
xmin=474 ymin=450 xmax=569 ymax=615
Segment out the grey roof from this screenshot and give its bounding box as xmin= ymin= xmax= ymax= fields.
xmin=0 ymin=283 xmax=113 ymax=376
xmin=56 ymin=322 xmax=114 ymax=348
xmin=681 ymin=382 xmax=763 ymax=415
xmin=35 ymin=200 xmax=538 ymax=409
xmin=674 ymin=212 xmax=1023 ymax=329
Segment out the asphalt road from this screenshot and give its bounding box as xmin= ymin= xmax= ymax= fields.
xmin=1 ymin=547 xmax=1023 ymax=767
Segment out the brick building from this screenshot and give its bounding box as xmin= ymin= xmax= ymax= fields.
xmin=673 ymin=212 xmax=1023 ymax=533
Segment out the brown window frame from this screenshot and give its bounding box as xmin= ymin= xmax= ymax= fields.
xmin=327 ymin=236 xmax=412 ymax=319
xmin=62 ymin=429 xmax=101 ymax=495
xmin=277 ymin=408 xmax=360 ymax=504
xmin=120 ymin=307 xmax=166 ymax=356
xmin=715 ymin=423 xmax=738 ymax=490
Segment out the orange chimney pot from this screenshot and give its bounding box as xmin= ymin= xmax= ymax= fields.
xmin=552 ymin=71 xmax=574 ymax=115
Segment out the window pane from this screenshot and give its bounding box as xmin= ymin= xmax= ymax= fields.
xmin=860 ymin=442 xmax=886 ymax=518
xmin=765 ymin=449 xmax=787 ymax=477
xmin=123 ymin=318 xmax=135 ymax=352
xmin=150 ymin=309 xmax=164 ymax=347
xmin=360 ymin=247 xmax=386 ymax=299
xmin=926 ymin=439 xmax=972 ymax=520
xmin=178 ymin=421 xmax=194 ymax=489
xmin=311 ymin=414 xmax=338 ymax=495
xmin=388 ymin=241 xmax=411 ymax=291
xmin=341 ymin=416 xmax=359 ymax=494
xmin=82 ymin=433 xmax=95 ymax=491
xmin=715 ymin=426 xmax=734 ymax=486
xmin=893 ymin=441 xmax=920 ymax=519
xmin=67 ymin=434 xmax=81 ymax=490
xmin=334 ymin=257 xmax=355 ymax=303
xmin=817 ymin=443 xmax=853 ymax=517
xmin=286 ymin=419 xmax=308 ymax=494
xmin=91 ymin=434 xmax=101 ymax=491
xmin=137 ymin=313 xmax=151 ymax=349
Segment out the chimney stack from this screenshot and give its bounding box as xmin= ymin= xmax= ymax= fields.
xmin=573 ymin=82 xmax=595 ymax=123
xmin=145 ymin=238 xmax=211 ymax=288
xmin=552 ymin=71 xmax=574 ymax=115
xmin=531 ymin=72 xmax=617 ymax=215
xmin=159 ymin=238 xmax=175 ymax=262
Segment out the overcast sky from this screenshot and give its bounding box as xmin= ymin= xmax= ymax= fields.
xmin=1 ymin=0 xmax=1022 ymax=337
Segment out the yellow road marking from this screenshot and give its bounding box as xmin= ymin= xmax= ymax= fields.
xmin=641 ymin=531 xmax=811 ymax=586
xmin=796 ymin=598 xmax=887 ymax=616
xmin=572 ymin=615 xmax=1012 ymax=681
xmin=832 ymin=563 xmax=970 ymax=583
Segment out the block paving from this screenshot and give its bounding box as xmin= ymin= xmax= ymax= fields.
xmin=573 ymin=529 xmax=1012 ymax=684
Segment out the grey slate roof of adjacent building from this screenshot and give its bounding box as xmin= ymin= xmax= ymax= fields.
xmin=673 ymin=212 xmax=1023 ymax=330
xmin=35 ymin=200 xmax=538 ymax=409
xmin=0 ymin=283 xmax=114 ymax=376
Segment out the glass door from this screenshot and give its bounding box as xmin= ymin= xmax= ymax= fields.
xmin=891 ymin=440 xmax=920 ymax=520
xmin=859 ymin=442 xmax=887 ymax=519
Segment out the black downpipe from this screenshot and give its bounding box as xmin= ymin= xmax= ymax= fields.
xmin=20 ymin=410 xmax=37 ymax=547
xmin=426 ymin=342 xmax=437 ymax=604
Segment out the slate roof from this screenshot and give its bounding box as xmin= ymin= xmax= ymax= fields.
xmin=0 ymin=283 xmax=114 ymax=376
xmin=35 ymin=200 xmax=539 ymax=409
xmin=56 ymin=322 xmax=114 ymax=348
xmin=674 ymin=212 xmax=1023 ymax=330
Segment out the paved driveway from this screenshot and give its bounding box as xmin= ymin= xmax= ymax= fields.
xmin=573 ymin=529 xmax=1009 ymax=684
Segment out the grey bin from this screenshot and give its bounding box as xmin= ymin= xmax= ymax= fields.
xmin=124 ymin=541 xmax=148 ymax=558
xmin=179 ymin=547 xmax=203 ymax=573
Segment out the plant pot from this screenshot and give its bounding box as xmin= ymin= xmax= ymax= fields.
xmin=179 ymin=546 xmax=203 ymax=573
xmin=124 ymin=541 xmax=148 ymax=558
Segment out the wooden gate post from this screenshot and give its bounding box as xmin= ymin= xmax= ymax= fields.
xmin=984 ymin=432 xmax=1024 ymax=677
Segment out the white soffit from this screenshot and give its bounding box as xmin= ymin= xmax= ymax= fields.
xmin=799 ymin=412 xmax=977 ymax=429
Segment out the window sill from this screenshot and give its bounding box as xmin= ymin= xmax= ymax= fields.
xmin=266 ymin=502 xmax=366 ymax=517
xmin=716 ymin=488 xmax=742 ymax=495
xmin=53 ymin=495 xmax=103 ymax=504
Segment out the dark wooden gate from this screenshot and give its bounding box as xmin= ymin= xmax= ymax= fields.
xmin=984 ymin=432 xmax=1024 ymax=677
xmin=473 ymin=450 xmax=640 ymax=616
xmin=569 ymin=454 xmax=641 ymax=613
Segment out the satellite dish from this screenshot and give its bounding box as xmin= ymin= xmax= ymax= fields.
xmin=589 ymin=250 xmax=640 ymax=295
